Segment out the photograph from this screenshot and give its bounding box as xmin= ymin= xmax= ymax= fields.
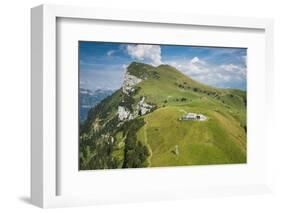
xmin=79 ymin=41 xmax=247 ymax=170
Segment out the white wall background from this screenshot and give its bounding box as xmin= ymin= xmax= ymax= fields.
xmin=0 ymin=0 xmax=280 ymax=212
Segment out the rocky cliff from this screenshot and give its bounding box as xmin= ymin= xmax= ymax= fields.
xmin=117 ymin=70 xmax=153 ymax=122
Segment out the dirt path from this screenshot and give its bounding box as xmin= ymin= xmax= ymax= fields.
xmin=143 ymin=120 xmax=148 ymax=144
xmin=143 ymin=118 xmax=152 ymax=166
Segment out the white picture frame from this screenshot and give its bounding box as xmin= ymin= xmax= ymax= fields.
xmin=31 ymin=4 xmax=274 ymax=208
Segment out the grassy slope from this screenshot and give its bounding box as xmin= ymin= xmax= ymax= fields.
xmin=133 ymin=63 xmax=247 ymax=166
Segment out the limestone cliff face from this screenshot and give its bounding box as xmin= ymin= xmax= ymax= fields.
xmin=122 ymin=72 xmax=142 ymax=95
xmin=117 ymin=70 xmax=153 ymax=122
xmin=117 ymin=106 xmax=135 ymax=121
xmin=137 ymin=97 xmax=153 ymax=116
xmin=117 ymin=97 xmax=153 ymax=122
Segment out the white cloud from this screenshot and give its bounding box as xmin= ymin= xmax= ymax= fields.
xmin=190 ymin=57 xmax=199 ymax=64
xmin=220 ymin=64 xmax=246 ymax=76
xmin=187 ymin=57 xmax=209 ymax=74
xmin=164 ymin=56 xmax=246 ymax=89
xmin=107 ymin=50 xmax=115 ymax=56
xmin=122 ymin=64 xmax=128 ymax=70
xmin=125 ymin=44 xmax=162 ymax=66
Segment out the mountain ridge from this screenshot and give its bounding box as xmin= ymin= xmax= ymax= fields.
xmin=80 ymin=62 xmax=247 ymax=170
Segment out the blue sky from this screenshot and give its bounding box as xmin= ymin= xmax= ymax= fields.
xmin=79 ymin=41 xmax=247 ymax=91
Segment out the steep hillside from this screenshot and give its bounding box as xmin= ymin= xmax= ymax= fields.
xmin=79 ymin=62 xmax=247 ymax=170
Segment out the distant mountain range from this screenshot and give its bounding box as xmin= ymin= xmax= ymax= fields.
xmin=80 ymin=88 xmax=114 ymax=122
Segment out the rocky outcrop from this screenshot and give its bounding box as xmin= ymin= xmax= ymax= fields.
xmin=137 ymin=97 xmax=153 ymax=116
xmin=117 ymin=106 xmax=130 ymax=121
xmin=122 ymin=72 xmax=142 ymax=95
xmin=117 ymin=106 xmax=135 ymax=121
xmin=117 ymin=97 xmax=153 ymax=122
xmin=117 ymin=69 xmax=154 ymax=122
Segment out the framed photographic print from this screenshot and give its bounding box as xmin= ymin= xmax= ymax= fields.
xmin=31 ymin=4 xmax=274 ymax=208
